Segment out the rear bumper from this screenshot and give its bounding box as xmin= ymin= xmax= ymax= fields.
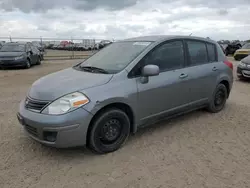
xmin=17 ymin=99 xmax=93 ymax=148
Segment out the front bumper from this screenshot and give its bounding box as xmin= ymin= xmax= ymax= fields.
xmin=17 ymin=99 xmax=93 ymax=148
xmin=237 ymin=66 xmax=250 ymax=78
xmin=0 ymin=59 xmax=26 ymax=67
xmin=234 ymin=54 xmax=249 ymax=61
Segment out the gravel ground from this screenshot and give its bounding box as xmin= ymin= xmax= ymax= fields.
xmin=44 ymin=50 xmax=94 ymax=60
xmin=1 ymin=57 xmax=250 ymax=188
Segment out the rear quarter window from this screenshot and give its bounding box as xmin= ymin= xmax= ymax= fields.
xmin=206 ymin=43 xmax=216 ymax=62
xmin=216 ymin=43 xmax=226 ymax=61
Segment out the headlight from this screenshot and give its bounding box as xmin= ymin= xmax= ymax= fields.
xmin=14 ymin=56 xmax=24 ymax=60
xmin=42 ymin=92 xmax=89 ymax=115
xmin=239 ymin=61 xmax=247 ymax=67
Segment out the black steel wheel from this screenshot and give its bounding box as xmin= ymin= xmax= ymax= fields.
xmin=207 ymin=84 xmax=228 ymax=113
xmin=88 ymin=108 xmax=130 ymax=154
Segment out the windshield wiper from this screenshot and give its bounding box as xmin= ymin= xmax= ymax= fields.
xmin=79 ymin=66 xmax=109 ymax=74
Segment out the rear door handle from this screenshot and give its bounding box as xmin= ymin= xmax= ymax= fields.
xmin=212 ymin=67 xmax=218 ymax=71
xmin=179 ymin=73 xmax=188 ymax=79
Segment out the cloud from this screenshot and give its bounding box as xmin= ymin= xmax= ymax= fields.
xmin=217 ymin=9 xmax=229 ymax=16
xmin=0 ymin=0 xmax=138 ymax=12
xmin=0 ymin=0 xmax=250 ymax=40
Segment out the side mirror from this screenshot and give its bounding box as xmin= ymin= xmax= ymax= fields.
xmin=142 ymin=64 xmax=160 ymax=77
xmin=140 ymin=64 xmax=160 ymax=84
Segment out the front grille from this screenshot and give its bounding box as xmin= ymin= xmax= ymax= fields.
xmin=25 ymin=124 xmax=38 ymax=137
xmin=25 ymin=97 xmax=49 ymax=112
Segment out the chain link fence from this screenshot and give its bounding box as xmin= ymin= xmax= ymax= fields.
xmin=0 ymin=37 xmax=114 ymax=60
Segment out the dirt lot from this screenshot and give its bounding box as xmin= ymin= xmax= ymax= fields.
xmin=44 ymin=50 xmax=94 ymax=60
xmin=1 ymin=57 xmax=250 ymax=188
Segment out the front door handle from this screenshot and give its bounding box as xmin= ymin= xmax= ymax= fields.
xmin=212 ymin=67 xmax=218 ymax=71
xmin=179 ymin=73 xmax=188 ymax=79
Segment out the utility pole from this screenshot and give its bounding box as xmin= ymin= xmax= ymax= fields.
xmin=71 ymin=37 xmax=74 ymax=59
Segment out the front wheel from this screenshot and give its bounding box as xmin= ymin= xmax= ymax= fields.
xmin=88 ymin=108 xmax=130 ymax=154
xmin=36 ymin=56 xmax=41 ymax=65
xmin=207 ymin=84 xmax=228 ymax=113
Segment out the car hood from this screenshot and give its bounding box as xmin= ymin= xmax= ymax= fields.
xmin=28 ymin=67 xmax=113 ymax=101
xmin=241 ymin=55 xmax=250 ymax=64
xmin=235 ymin=49 xmax=250 ymax=53
xmin=0 ymin=52 xmax=25 ymax=57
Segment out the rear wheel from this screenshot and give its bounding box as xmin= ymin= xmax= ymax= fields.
xmin=238 ymin=75 xmax=248 ymax=81
xmin=25 ymin=59 xmax=31 ymax=69
xmin=234 ymin=56 xmax=240 ymax=61
xmin=88 ymin=108 xmax=130 ymax=154
xmin=36 ymin=56 xmax=41 ymax=65
xmin=207 ymin=84 xmax=228 ymax=113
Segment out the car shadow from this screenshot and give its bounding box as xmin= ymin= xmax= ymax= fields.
xmin=20 ymin=108 xmax=208 ymax=160
xmin=236 ymin=77 xmax=250 ymax=83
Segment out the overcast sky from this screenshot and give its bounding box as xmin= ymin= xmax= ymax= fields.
xmin=0 ymin=0 xmax=250 ymax=41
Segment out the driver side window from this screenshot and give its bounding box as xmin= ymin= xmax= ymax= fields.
xmin=130 ymin=40 xmax=185 ymax=77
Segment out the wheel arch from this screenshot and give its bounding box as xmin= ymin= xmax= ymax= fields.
xmin=86 ymin=102 xmax=136 ymax=145
xmin=220 ymin=80 xmax=231 ymax=98
xmin=218 ymin=79 xmax=230 ymax=98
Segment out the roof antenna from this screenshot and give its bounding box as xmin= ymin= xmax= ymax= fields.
xmin=189 ymin=33 xmax=192 ymax=36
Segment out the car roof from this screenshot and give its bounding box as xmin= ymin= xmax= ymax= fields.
xmin=4 ymin=42 xmax=29 ymax=45
xmin=122 ymin=35 xmax=217 ymax=44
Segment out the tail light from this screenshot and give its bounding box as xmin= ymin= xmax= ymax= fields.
xmin=224 ymin=60 xmax=233 ymax=70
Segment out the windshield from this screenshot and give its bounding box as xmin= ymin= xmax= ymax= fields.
xmin=242 ymin=43 xmax=250 ymax=49
xmin=80 ymin=41 xmax=152 ymax=73
xmin=0 ymin=44 xmax=25 ymax=52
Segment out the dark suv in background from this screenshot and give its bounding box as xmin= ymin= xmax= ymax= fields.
xmin=0 ymin=42 xmax=42 ymax=69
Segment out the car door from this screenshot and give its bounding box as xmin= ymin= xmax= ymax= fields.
xmin=132 ymin=40 xmax=191 ymax=124
xmin=182 ymin=40 xmax=219 ymax=105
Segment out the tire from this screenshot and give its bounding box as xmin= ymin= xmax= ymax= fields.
xmin=36 ymin=56 xmax=41 ymax=65
xmin=25 ymin=59 xmax=31 ymax=69
xmin=88 ymin=108 xmax=130 ymax=154
xmin=238 ymin=75 xmax=248 ymax=81
xmin=207 ymin=84 xmax=228 ymax=113
xmin=234 ymin=57 xmax=240 ymax=61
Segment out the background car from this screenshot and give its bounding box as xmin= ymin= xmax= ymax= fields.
xmin=96 ymin=40 xmax=113 ymax=49
xmin=225 ymin=43 xmax=242 ymax=56
xmin=234 ymin=43 xmax=250 ymax=61
xmin=0 ymin=42 xmax=42 ymax=69
xmin=237 ymin=55 xmax=250 ymax=79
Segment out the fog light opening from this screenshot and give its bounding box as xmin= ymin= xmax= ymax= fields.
xmin=43 ymin=131 xmax=57 ymax=142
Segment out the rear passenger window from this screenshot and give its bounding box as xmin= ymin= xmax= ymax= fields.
xmin=187 ymin=40 xmax=208 ymax=66
xmin=206 ymin=43 xmax=216 ymax=62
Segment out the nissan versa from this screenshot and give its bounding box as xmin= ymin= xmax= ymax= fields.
xmin=17 ymin=36 xmax=233 ymax=154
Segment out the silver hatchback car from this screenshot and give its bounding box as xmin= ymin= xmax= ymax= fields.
xmin=17 ymin=35 xmax=233 ymax=154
